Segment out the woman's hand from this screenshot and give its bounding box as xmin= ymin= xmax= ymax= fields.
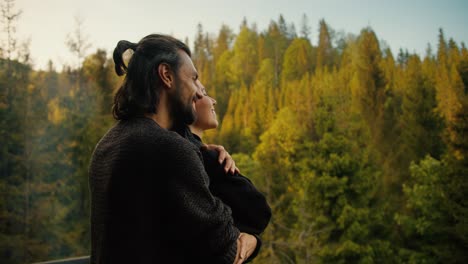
xmin=201 ymin=144 xmax=240 ymax=174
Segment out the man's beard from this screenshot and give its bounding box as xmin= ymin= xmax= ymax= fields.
xmin=168 ymin=81 xmax=196 ymax=128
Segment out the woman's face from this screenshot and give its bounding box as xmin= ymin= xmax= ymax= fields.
xmin=193 ymin=87 xmax=218 ymax=131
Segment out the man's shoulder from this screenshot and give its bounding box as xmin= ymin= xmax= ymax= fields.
xmin=110 ymin=117 xmax=175 ymax=141
xmin=95 ymin=118 xmax=190 ymax=152
xmin=122 ymin=118 xmax=198 ymax=153
xmin=94 ymin=118 xmax=203 ymax=165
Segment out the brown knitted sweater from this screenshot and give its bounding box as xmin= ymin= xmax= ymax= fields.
xmin=89 ymin=117 xmax=240 ymax=264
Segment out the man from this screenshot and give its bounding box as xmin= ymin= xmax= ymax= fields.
xmin=89 ymin=34 xmax=258 ymax=264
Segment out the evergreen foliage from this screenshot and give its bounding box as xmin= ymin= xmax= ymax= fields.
xmin=1 ymin=8 xmax=467 ymax=263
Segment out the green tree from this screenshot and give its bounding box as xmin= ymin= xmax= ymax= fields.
xmin=210 ymin=24 xmax=235 ymax=125
xmin=0 ymin=0 xmax=21 ymax=62
xmin=231 ymin=21 xmax=259 ymax=87
xmin=396 ymin=155 xmax=468 ymax=263
xmin=400 ymin=55 xmax=443 ymax=163
xmin=253 ymin=107 xmax=305 ymax=264
xmin=316 ymin=19 xmax=334 ymax=70
xmin=249 ymin=58 xmax=277 ymax=137
xmin=192 ymin=23 xmax=214 ymax=90
xmin=0 ymin=58 xmax=33 ymax=263
xmin=281 ymin=38 xmax=313 ymax=83
xmin=350 ymin=27 xmax=385 ymax=130
xmin=261 ymin=18 xmax=291 ymax=87
xmin=299 ymin=13 xmax=311 ymax=40
xmin=82 ymin=49 xmax=119 ymax=113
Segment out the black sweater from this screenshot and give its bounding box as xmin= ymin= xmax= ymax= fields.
xmin=179 ymin=127 xmax=272 ymax=263
xmin=89 ymin=117 xmax=240 ymax=264
xmin=185 ymin=131 xmax=271 ymax=235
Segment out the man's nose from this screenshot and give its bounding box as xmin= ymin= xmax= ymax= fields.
xmin=210 ymin=97 xmax=217 ymax=105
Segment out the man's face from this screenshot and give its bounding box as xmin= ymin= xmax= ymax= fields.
xmin=168 ymin=50 xmax=203 ymax=126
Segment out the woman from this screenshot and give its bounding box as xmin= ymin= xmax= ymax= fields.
xmin=171 ymin=86 xmax=270 ymax=263
xmin=182 ymin=87 xmax=272 ymax=236
xmin=175 ymin=86 xmax=271 ymax=263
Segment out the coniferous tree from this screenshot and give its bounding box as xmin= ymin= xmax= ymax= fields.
xmin=316 ymin=19 xmax=335 ymax=71
xmin=210 ymin=24 xmax=235 ymax=126
xmin=231 ymin=20 xmax=259 ymax=87
xmin=1 ymin=13 xmax=467 ymax=264
xmin=299 ymin=13 xmax=311 ymax=40
xmin=282 ymin=38 xmax=313 ymax=82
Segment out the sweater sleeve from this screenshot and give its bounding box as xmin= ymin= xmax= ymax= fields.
xmin=162 ymin=137 xmax=240 ymax=264
xmin=203 ymin=149 xmax=272 ymax=235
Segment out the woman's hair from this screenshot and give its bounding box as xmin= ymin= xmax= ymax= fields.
xmin=112 ymin=34 xmax=191 ymax=120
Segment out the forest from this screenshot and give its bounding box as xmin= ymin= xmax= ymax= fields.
xmin=0 ymin=1 xmax=467 ymax=263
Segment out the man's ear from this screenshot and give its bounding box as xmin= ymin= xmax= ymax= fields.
xmin=158 ymin=63 xmax=174 ymax=89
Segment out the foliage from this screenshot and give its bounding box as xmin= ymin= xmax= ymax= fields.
xmin=1 ymin=9 xmax=467 ymax=263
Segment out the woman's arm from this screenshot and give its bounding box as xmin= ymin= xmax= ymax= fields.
xmin=202 ymin=148 xmax=272 ymax=235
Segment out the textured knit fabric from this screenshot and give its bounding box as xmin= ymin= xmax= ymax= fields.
xmin=89 ymin=117 xmax=240 ymax=264
xmin=187 ymin=132 xmax=272 ymax=235
xmin=179 ymin=127 xmax=272 ymax=263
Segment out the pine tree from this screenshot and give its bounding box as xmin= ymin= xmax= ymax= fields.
xmin=437 ymin=28 xmax=448 ymax=67
xmin=316 ymin=19 xmax=334 ymax=70
xmin=211 ymin=25 xmax=234 ymax=115
xmin=299 ymin=13 xmax=311 ymax=40
xmin=281 ymin=38 xmax=313 ymax=83
xmin=0 ymin=0 xmax=22 ymax=62
xmin=253 ymin=107 xmax=305 ymax=264
xmin=400 ymin=55 xmax=444 ymax=165
xmin=459 ymin=42 xmax=468 ymax=89
xmin=262 ymin=20 xmax=290 ymax=87
xmin=192 ymin=23 xmax=215 ymax=90
xmin=350 ymin=28 xmax=386 ymax=139
xmin=231 ymin=21 xmax=259 ymax=87
xmin=249 ymin=58 xmax=276 ymax=140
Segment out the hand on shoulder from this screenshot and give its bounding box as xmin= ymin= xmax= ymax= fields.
xmin=201 ymin=144 xmax=240 ymax=175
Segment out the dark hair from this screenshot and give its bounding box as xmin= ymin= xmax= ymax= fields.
xmin=112 ymin=34 xmax=191 ymax=120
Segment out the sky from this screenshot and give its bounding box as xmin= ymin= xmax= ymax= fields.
xmin=8 ymin=0 xmax=468 ymax=70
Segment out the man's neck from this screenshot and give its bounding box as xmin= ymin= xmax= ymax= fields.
xmin=147 ymin=92 xmax=173 ymax=129
xmin=145 ymin=113 xmax=171 ymax=129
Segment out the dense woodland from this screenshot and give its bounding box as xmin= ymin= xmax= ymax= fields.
xmin=1 ymin=1 xmax=467 ymax=263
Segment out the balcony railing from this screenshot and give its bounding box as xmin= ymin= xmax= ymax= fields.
xmin=32 ymin=256 xmax=90 ymax=264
